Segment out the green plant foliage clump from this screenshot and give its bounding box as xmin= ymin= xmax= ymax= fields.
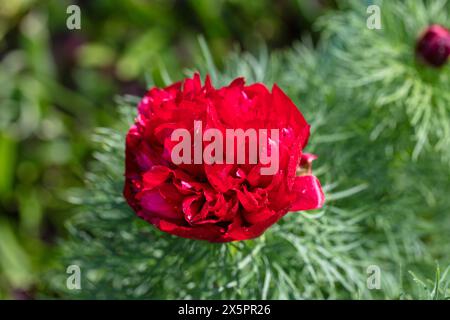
xmin=46 ymin=0 xmax=450 ymax=299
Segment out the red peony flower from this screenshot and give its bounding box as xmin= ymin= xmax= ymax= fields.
xmin=416 ymin=24 xmax=450 ymax=67
xmin=123 ymin=73 xmax=324 ymax=242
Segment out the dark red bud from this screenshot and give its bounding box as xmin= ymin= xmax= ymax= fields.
xmin=416 ymin=24 xmax=450 ymax=67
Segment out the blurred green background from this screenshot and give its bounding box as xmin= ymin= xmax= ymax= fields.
xmin=0 ymin=0 xmax=335 ymax=299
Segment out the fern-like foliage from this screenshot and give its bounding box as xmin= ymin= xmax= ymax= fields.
xmin=320 ymin=0 xmax=450 ymax=161
xmin=44 ymin=1 xmax=450 ymax=299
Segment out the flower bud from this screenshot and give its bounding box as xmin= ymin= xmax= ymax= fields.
xmin=416 ymin=24 xmax=450 ymax=67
